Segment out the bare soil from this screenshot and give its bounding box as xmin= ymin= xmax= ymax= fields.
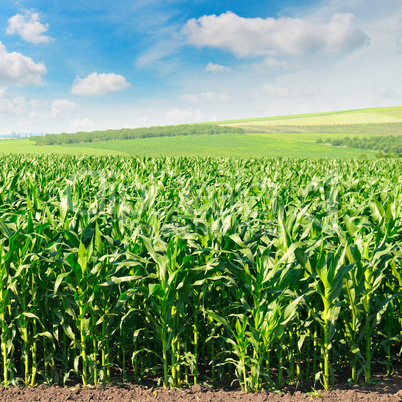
xmin=0 ymin=372 xmax=401 ymax=402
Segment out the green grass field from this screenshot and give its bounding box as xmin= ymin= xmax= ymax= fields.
xmin=1 ymin=106 xmax=401 ymax=158
xmin=0 ymin=139 xmax=126 ymax=156
xmin=224 ymin=112 xmax=402 ymax=127
xmin=213 ymin=106 xmax=402 ymax=124
xmin=218 ymin=107 xmax=402 ymax=134
xmin=63 ymin=133 xmax=375 ymax=158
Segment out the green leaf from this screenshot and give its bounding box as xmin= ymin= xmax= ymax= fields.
xmin=206 ymin=309 xmax=229 ymax=328
xmin=78 ymin=241 xmax=88 ymax=273
xmin=344 ymin=214 xmax=357 ymax=238
xmin=54 ymin=272 xmax=70 ymax=295
xmin=99 ymin=275 xmax=142 ymax=287
xmin=0 ymin=219 xmax=13 ymax=238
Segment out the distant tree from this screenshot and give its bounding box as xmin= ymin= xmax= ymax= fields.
xmin=29 ymin=124 xmax=245 ymax=146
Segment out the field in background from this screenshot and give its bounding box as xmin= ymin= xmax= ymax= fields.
xmin=218 ymin=107 xmax=402 ymax=137
xmin=63 ymin=133 xmax=375 ymax=158
xmin=0 ymin=139 xmax=126 ymax=156
xmin=0 ymin=132 xmax=378 ymax=159
xmin=0 ymin=106 xmax=401 ymax=158
xmin=223 ymin=112 xmax=402 ymax=127
xmin=213 ymin=106 xmax=402 ymax=125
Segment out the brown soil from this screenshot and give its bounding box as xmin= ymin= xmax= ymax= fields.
xmin=0 ymin=373 xmax=401 ymax=402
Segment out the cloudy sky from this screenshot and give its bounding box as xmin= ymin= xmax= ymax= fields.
xmin=0 ymin=0 xmax=401 ymax=134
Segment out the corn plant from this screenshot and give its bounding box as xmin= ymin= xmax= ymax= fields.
xmin=0 ymin=154 xmax=400 ymax=391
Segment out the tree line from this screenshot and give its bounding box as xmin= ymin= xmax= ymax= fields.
xmin=30 ymin=124 xmax=245 ymax=146
xmin=317 ymin=135 xmax=402 ymax=156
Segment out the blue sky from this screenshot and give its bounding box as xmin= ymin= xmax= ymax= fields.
xmin=0 ymin=0 xmax=401 ymax=134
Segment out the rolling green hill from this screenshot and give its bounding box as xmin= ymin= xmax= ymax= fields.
xmin=216 ymin=106 xmax=402 ymax=134
xmin=62 ymin=133 xmax=375 ymax=158
xmin=0 ymin=106 xmax=400 ymax=158
xmin=213 ymin=106 xmax=402 ymax=125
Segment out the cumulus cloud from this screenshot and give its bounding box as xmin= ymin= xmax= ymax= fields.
xmin=205 ymin=62 xmax=231 ymax=72
xmin=0 ymin=41 xmax=46 ymax=86
xmin=0 ymin=97 xmax=23 ymax=114
xmin=0 ymin=95 xmax=41 ymax=115
xmin=180 ymin=91 xmax=231 ymax=103
xmin=28 ymin=111 xmax=46 ymax=120
xmin=0 ymin=87 xmax=7 ymax=97
xmin=182 ymin=12 xmax=369 ymax=58
xmin=165 ymin=108 xmax=205 ymax=124
xmin=6 ymin=9 xmax=52 ymax=45
xmin=262 ymin=84 xmax=319 ymax=98
xmin=51 ymin=99 xmax=80 ymax=117
xmin=71 ymin=72 xmax=131 ymax=96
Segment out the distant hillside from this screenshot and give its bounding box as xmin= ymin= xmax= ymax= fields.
xmin=217 ymin=106 xmax=402 ymax=134
xmin=30 ymin=124 xmax=244 ymax=146
xmin=27 ymin=106 xmax=402 ymax=158
xmin=218 ymin=122 xmax=402 ymax=135
xmin=215 ymin=106 xmax=402 ymax=124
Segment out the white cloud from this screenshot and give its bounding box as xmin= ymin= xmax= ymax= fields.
xmin=70 ymin=118 xmax=94 ymax=131
xmin=180 ymin=91 xmax=231 ymax=103
xmin=182 ymin=12 xmax=369 ymax=58
xmin=166 ymin=109 xmax=193 ymax=123
xmin=0 ymin=41 xmax=47 ymax=86
xmin=253 ymin=58 xmax=301 ymax=71
xmin=28 ymin=111 xmax=46 ymax=120
xmin=202 ymin=91 xmax=230 ymax=102
xmin=71 ymin=72 xmax=131 ymax=96
xmin=0 ymin=95 xmax=41 ymax=115
xmin=6 ymin=9 xmax=52 ymax=45
xmin=0 ymin=87 xmax=7 ymax=97
xmin=179 ymin=94 xmax=199 ymax=103
xmin=29 ymin=99 xmax=43 ymax=108
xmin=205 ymin=62 xmax=231 ymax=72
xmin=165 ymin=108 xmax=205 ymax=124
xmin=0 ymin=97 xmax=23 ymax=114
xmin=262 ymin=84 xmax=319 ymax=99
xmin=51 ymin=99 xmax=80 ymax=117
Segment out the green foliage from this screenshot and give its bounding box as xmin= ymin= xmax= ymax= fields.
xmin=319 ymin=135 xmax=402 ymax=155
xmin=0 ymin=155 xmax=401 ymax=392
xmin=30 ymin=124 xmax=245 ymax=146
xmin=63 ymin=134 xmax=377 ymax=159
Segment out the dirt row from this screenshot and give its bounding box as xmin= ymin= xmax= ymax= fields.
xmin=0 ymin=372 xmax=401 ymax=402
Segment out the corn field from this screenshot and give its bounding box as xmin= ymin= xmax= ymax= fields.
xmin=0 ymin=154 xmax=401 ymax=391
